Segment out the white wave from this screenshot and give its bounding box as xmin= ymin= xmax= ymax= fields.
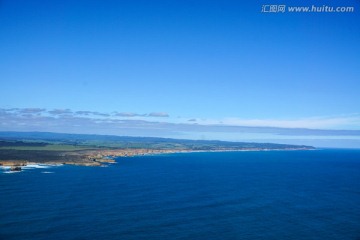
xmin=22 ymin=164 xmax=49 ymax=169
xmin=22 ymin=164 xmax=62 ymax=169
xmin=1 ymin=163 xmax=63 ymax=174
xmin=3 ymin=171 xmax=20 ymax=174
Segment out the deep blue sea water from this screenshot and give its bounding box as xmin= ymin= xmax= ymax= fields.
xmin=1 ymin=149 xmax=360 ymax=240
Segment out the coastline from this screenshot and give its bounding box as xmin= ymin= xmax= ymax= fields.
xmin=0 ymin=147 xmax=314 ymax=171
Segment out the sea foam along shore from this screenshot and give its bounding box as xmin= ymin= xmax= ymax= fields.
xmin=0 ymin=163 xmax=62 ymax=174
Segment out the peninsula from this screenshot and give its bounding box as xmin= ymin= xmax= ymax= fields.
xmin=0 ymin=131 xmax=315 ymax=170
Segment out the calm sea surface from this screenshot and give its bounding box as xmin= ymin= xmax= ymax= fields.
xmin=1 ymin=149 xmax=360 ymax=240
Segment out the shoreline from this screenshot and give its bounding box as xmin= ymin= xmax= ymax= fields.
xmin=0 ymin=147 xmax=314 ymax=171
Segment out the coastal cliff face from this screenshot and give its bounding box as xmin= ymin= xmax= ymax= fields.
xmin=0 ymin=160 xmax=26 ymax=172
xmin=0 ymin=160 xmax=27 ymax=166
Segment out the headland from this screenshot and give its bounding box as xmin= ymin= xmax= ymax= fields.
xmin=0 ymin=131 xmax=315 ymax=171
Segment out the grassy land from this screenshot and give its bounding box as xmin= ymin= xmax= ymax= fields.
xmin=0 ymin=144 xmax=95 ymax=151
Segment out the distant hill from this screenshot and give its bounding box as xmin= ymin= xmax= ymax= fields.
xmin=0 ymin=131 xmax=315 ymax=150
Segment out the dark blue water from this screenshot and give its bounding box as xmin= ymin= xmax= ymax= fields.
xmin=1 ymin=149 xmax=360 ymax=240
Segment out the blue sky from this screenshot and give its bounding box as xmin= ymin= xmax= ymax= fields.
xmin=1 ymin=0 xmax=360 ymax=147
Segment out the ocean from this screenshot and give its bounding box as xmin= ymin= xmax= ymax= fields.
xmin=1 ymin=149 xmax=360 ymax=240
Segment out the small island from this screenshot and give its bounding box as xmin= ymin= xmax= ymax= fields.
xmin=0 ymin=132 xmax=315 ymax=170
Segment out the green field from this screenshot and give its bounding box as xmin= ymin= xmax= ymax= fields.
xmin=0 ymin=144 xmax=94 ymax=151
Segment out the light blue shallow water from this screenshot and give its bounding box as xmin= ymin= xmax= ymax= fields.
xmin=1 ymin=149 xmax=360 ymax=240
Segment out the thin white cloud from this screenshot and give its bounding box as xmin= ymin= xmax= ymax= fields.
xmin=148 ymin=112 xmax=169 ymax=117
xmin=195 ymin=115 xmax=360 ymax=130
xmin=19 ymin=108 xmax=46 ymax=114
xmin=115 ymin=112 xmax=145 ymax=117
xmin=92 ymin=112 xmax=110 ymax=117
xmin=75 ymin=111 xmax=93 ymax=115
xmin=48 ymin=109 xmax=73 ymax=115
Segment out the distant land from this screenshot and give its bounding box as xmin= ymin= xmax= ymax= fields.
xmin=0 ymin=131 xmax=315 ymax=170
